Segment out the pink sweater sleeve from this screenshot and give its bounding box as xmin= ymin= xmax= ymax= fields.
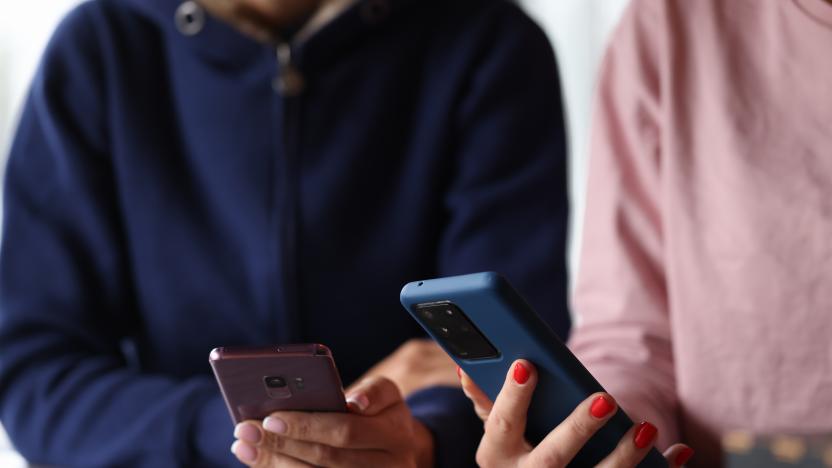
xmin=568 ymin=0 xmax=679 ymax=448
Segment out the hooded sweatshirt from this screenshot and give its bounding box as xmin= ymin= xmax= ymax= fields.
xmin=0 ymin=0 xmax=570 ymax=466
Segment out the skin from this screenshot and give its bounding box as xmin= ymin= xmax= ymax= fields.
xmin=195 ymin=0 xmax=325 ymax=42
xmin=461 ymin=360 xmax=695 ymax=468
xmin=231 ymin=339 xmax=457 ymax=467
xmin=232 ymin=376 xmax=434 ymax=467
xmin=358 ymin=339 xmax=459 ymax=397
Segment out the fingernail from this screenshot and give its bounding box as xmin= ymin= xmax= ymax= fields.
xmin=513 ymin=362 xmax=529 ymax=385
xmin=231 ymin=440 xmax=257 ymax=463
xmin=633 ymin=421 xmax=658 ymax=449
xmin=263 ymin=416 xmax=287 ymax=434
xmin=589 ymin=395 xmax=615 ymax=419
xmin=233 ymin=422 xmax=261 ymax=444
xmin=675 ymin=447 xmax=695 ymax=466
xmin=346 ymin=393 xmax=370 ymax=412
xmin=457 ymin=365 xmax=462 ymax=378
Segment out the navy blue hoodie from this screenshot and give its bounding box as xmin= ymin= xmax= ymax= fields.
xmin=0 ymin=0 xmax=570 ymax=466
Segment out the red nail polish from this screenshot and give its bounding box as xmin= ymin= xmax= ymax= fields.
xmin=513 ymin=362 xmax=529 ymax=384
xmin=675 ymin=447 xmax=694 ymax=466
xmin=633 ymin=422 xmax=658 ymax=449
xmin=589 ymin=395 xmax=614 ymax=418
xmin=457 ymin=366 xmax=462 ymax=378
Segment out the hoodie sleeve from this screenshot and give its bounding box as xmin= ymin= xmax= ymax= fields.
xmin=0 ymin=5 xmax=235 ymax=467
xmin=407 ymin=4 xmax=571 ymax=467
xmin=568 ymin=0 xmax=680 ymax=448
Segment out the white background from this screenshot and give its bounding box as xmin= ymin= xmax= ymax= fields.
xmin=0 ymin=0 xmax=630 ymax=462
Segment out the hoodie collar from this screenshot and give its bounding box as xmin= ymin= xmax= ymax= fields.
xmin=122 ymin=0 xmax=414 ymax=70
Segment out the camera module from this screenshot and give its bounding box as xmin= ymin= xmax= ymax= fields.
xmin=264 ymin=376 xmax=287 ymax=388
xmin=414 ymin=302 xmax=498 ymax=360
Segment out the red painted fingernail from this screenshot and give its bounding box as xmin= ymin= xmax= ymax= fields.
xmin=675 ymin=447 xmax=694 ymax=466
xmin=513 ymin=362 xmax=529 ymax=384
xmin=633 ymin=421 xmax=658 ymax=449
xmin=457 ymin=365 xmax=462 ymax=378
xmin=589 ymin=395 xmax=615 ymax=419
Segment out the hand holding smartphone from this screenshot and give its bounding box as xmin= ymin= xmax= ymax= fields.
xmin=400 ymin=272 xmax=668 ymax=467
xmin=209 ymin=343 xmax=347 ymax=424
xmin=214 ymin=344 xmax=437 ymax=468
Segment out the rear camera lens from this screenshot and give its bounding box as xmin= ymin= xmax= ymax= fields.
xmin=445 ymin=309 xmax=454 ymax=316
xmin=421 ymin=310 xmax=434 ymax=320
xmin=264 ymin=376 xmax=287 ymax=388
xmin=438 ymin=326 xmax=451 ymax=337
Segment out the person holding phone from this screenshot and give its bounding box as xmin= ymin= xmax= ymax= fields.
xmin=458 ymin=361 xmax=693 ymax=467
xmin=0 ymin=0 xmax=571 ymax=467
xmin=467 ymin=0 xmax=832 ymax=466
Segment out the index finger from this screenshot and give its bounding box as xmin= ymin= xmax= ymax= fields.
xmin=262 ymin=409 xmax=390 ymax=449
xmin=478 ymin=360 xmax=537 ymax=461
xmin=459 ymin=367 xmax=494 ymax=421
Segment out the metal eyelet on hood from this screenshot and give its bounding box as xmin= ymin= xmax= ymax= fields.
xmin=175 ymin=1 xmax=206 ymax=36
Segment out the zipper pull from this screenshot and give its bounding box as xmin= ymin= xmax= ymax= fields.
xmin=273 ymin=42 xmax=305 ymax=96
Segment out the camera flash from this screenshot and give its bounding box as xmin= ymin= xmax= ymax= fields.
xmin=295 ymin=377 xmax=305 ymax=389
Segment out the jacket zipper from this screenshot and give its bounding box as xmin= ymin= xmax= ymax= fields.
xmin=272 ymin=42 xmax=304 ymax=343
xmin=273 ymin=43 xmax=305 ymax=96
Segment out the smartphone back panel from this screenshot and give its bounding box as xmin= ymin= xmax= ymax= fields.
xmin=209 ymin=344 xmax=347 ymax=424
xmin=400 ymin=272 xmax=665 ymax=467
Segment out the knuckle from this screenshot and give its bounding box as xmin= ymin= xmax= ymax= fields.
xmin=267 ymin=434 xmax=286 ymax=452
xmin=369 ymin=376 xmax=401 ymax=402
xmin=401 ymin=339 xmax=432 ymax=361
xmin=381 ymin=377 xmax=402 ymax=398
xmin=311 ymin=443 xmax=337 ymax=465
xmin=534 ymin=449 xmax=568 ymax=468
xmin=402 ymin=338 xmax=422 ymax=352
xmin=333 ymin=421 xmax=357 ymax=446
xmin=568 ymin=415 xmax=595 ymax=440
xmin=293 ymin=419 xmax=310 ymax=440
xmin=486 ymin=412 xmax=514 ymax=437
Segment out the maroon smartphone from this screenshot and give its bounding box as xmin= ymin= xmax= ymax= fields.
xmin=209 ymin=344 xmax=347 ymax=424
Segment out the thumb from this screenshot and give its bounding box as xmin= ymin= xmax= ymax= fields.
xmin=345 ymin=375 xmax=403 ymax=416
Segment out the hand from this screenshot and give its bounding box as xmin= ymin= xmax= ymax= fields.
xmin=195 ymin=0 xmax=322 ymax=42
xmin=459 ymin=360 xmax=695 ymax=467
xmin=355 ymin=338 xmax=459 ymax=397
xmin=231 ymin=376 xmax=434 ymax=467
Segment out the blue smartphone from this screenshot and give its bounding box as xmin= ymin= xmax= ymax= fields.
xmin=400 ymin=272 xmax=666 ymax=467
